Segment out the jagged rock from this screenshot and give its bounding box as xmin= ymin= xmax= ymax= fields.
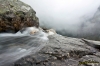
xmin=0 ymin=0 xmax=39 ymax=33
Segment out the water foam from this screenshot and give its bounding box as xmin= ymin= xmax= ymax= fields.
xmin=0 ymin=27 xmax=49 ymax=66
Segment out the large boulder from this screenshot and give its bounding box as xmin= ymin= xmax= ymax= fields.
xmin=0 ymin=0 xmax=39 ymax=33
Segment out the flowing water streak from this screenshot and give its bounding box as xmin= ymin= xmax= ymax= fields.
xmin=0 ymin=27 xmax=48 ymax=66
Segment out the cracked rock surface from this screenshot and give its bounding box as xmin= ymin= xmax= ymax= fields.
xmin=13 ymin=34 xmax=100 ymax=66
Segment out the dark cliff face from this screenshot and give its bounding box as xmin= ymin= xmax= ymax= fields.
xmin=0 ymin=0 xmax=39 ymax=33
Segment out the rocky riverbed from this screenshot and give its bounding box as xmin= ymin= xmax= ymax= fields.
xmin=1 ymin=32 xmax=100 ymax=66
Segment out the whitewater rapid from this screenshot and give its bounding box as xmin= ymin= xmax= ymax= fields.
xmin=0 ymin=27 xmax=49 ymax=66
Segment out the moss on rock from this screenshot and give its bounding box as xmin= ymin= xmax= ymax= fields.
xmin=0 ymin=0 xmax=39 ymax=33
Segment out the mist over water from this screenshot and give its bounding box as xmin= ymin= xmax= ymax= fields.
xmin=1 ymin=0 xmax=100 ymax=65
xmin=0 ymin=27 xmax=48 ymax=66
xmin=21 ymin=0 xmax=100 ymax=40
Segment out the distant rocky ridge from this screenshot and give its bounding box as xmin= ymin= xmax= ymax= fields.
xmin=77 ymin=6 xmax=100 ymax=40
xmin=57 ymin=6 xmax=100 ymax=40
xmin=0 ymin=0 xmax=39 ymax=33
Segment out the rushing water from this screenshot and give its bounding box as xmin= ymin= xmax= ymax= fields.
xmin=0 ymin=27 xmax=48 ymax=66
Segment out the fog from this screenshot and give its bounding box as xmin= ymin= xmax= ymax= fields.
xmin=21 ymin=0 xmax=100 ymax=40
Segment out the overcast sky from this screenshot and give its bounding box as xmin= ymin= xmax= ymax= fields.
xmin=21 ymin=0 xmax=100 ymax=33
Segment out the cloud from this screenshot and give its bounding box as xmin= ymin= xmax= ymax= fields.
xmin=21 ymin=0 xmax=100 ymax=40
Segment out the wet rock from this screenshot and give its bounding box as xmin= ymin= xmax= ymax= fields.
xmin=96 ymin=52 xmax=100 ymax=56
xmin=0 ymin=0 xmax=39 ymax=33
xmin=13 ymin=34 xmax=100 ymax=66
xmin=1 ymin=27 xmax=100 ymax=66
